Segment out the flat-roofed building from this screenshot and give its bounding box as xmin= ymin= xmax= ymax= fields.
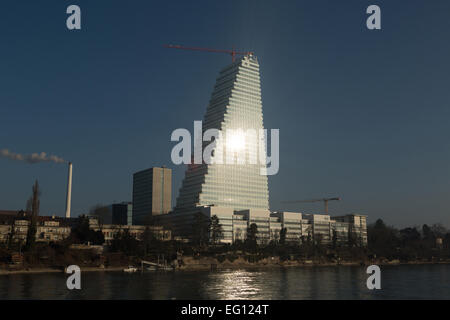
xmin=199 ymin=206 xmax=234 ymax=243
xmin=132 ymin=167 xmax=172 ymax=225
xmin=303 ymin=214 xmax=332 ymax=245
xmin=331 ymin=220 xmax=350 ymax=245
xmin=236 ymin=209 xmax=271 ymax=245
xmin=88 ymin=218 xmax=171 ymax=244
xmin=333 ymin=214 xmax=368 ymax=246
xmin=162 ymin=206 xmax=368 ymax=247
xmin=273 ymin=211 xmax=304 ymax=243
xmin=269 ymin=215 xmax=282 ymax=243
xmin=90 ymin=202 xmax=131 ymax=226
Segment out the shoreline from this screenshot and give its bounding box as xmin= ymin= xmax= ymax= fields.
xmin=1 ymin=260 xmax=449 ymax=275
xmin=0 ymin=266 xmax=125 ymax=275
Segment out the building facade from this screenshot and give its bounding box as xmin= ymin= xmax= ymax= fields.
xmin=88 ymin=218 xmax=171 ymax=244
xmin=132 ymin=167 xmax=172 ymax=225
xmin=175 ymin=54 xmax=269 ymax=213
xmin=333 ymin=214 xmax=368 ymax=246
xmin=0 ymin=215 xmax=71 ymax=244
xmin=188 ymin=206 xmax=367 ymax=246
xmin=90 ymin=202 xmax=131 ymax=225
xmin=166 ymin=54 xmax=270 ymax=235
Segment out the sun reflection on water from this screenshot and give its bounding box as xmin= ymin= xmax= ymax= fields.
xmin=203 ymin=270 xmax=274 ymax=300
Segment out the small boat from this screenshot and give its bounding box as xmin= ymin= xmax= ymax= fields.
xmin=123 ymin=266 xmax=138 ymax=273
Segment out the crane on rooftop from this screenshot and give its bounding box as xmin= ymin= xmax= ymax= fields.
xmin=281 ymin=197 xmax=341 ymax=214
xmin=163 ymin=44 xmax=254 ymax=62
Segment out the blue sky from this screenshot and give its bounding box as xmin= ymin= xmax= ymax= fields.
xmin=1 ymin=0 xmax=449 ymax=227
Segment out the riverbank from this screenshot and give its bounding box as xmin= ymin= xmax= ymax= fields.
xmin=0 ymin=266 xmax=125 ymax=275
xmin=177 ymin=256 xmax=450 ymax=271
xmin=2 ymin=258 xmax=449 ymax=275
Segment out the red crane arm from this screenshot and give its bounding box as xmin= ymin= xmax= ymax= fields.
xmin=163 ymin=44 xmax=253 ymax=62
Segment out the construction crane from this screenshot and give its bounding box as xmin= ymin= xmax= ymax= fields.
xmin=281 ymin=197 xmax=341 ymax=214
xmin=163 ymin=44 xmax=254 ymax=62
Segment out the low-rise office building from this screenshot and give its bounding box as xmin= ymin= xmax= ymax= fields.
xmin=333 ymin=214 xmax=368 ymax=246
xmin=162 ymin=205 xmax=368 ymax=246
xmin=90 ymin=202 xmax=132 ymax=226
xmin=88 ymin=218 xmax=171 ymax=244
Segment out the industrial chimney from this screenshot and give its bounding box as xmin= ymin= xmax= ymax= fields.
xmin=65 ymin=162 xmax=73 ymax=218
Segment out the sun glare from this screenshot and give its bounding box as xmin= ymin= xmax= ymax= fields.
xmin=226 ymin=131 xmax=246 ymax=151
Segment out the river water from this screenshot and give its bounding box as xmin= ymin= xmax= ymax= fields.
xmin=0 ymin=264 xmax=449 ymax=299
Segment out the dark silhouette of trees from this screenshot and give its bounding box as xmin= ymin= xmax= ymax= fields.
xmin=332 ymin=229 xmax=338 ymax=249
xmin=367 ymin=219 xmax=399 ymax=259
xmin=110 ymin=228 xmax=139 ymax=255
xmin=24 ymin=180 xmax=40 ymax=252
xmin=367 ymin=219 xmax=450 ymax=261
xmin=279 ymin=228 xmax=287 ymax=246
xmin=192 ymin=212 xmax=210 ymax=246
xmin=347 ymin=226 xmax=357 ymax=248
xmin=7 ymin=220 xmax=16 ymax=250
xmin=245 ymin=223 xmax=258 ymax=252
xmin=70 ymin=215 xmax=104 ymax=245
xmin=431 ymin=224 xmax=447 ymax=238
xmin=141 ymin=226 xmax=155 ymax=256
xmin=210 ymin=215 xmax=223 ymax=245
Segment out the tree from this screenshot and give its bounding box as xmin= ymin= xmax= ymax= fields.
xmin=210 ymin=215 xmax=223 ymax=245
xmin=315 ymin=233 xmax=323 ymax=247
xmin=142 ymin=226 xmax=157 ymax=256
xmin=348 ymin=225 xmax=357 ymax=247
xmin=110 ymin=228 xmax=139 ymax=255
xmin=422 ymin=224 xmax=436 ymax=248
xmin=431 ymin=224 xmax=447 ymax=238
xmin=24 ymin=180 xmax=40 ymax=251
xmin=192 ymin=212 xmax=210 ymax=247
xmin=422 ymin=224 xmax=434 ymax=240
xmin=7 ymin=220 xmax=16 ymax=250
xmin=332 ymin=229 xmax=338 ymax=249
xmin=271 ymin=229 xmax=280 ymax=244
xmin=306 ymin=230 xmax=312 ymax=245
xmin=399 ymin=227 xmax=421 ymax=244
xmin=367 ymin=219 xmax=400 ymax=259
xmin=71 ymin=215 xmax=104 ymax=245
xmin=279 ymin=228 xmax=287 ymax=246
xmin=245 ymin=223 xmax=258 ymax=252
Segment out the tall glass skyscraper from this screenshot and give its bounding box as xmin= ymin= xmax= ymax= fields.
xmin=175 ymin=54 xmax=269 ymax=214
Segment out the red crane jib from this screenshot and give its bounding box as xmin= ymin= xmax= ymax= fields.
xmin=163 ymin=44 xmax=253 ymax=62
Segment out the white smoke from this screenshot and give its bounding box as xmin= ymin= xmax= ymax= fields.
xmin=0 ymin=149 xmax=66 ymax=164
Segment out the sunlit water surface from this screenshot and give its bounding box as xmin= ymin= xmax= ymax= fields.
xmin=0 ymin=264 xmax=449 ymax=299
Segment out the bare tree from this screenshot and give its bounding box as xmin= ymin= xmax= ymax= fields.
xmin=25 ymin=180 xmax=40 ymax=251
